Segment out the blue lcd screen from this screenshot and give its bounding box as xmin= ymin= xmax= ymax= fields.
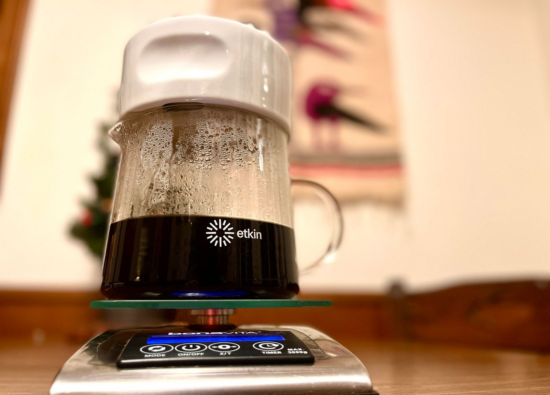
xmin=172 ymin=290 xmax=248 ymax=297
xmin=147 ymin=333 xmax=285 ymax=344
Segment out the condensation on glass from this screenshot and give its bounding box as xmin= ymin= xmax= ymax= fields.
xmin=110 ymin=104 xmax=293 ymax=228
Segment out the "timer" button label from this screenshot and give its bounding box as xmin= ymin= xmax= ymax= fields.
xmin=253 ymin=342 xmax=284 ymax=351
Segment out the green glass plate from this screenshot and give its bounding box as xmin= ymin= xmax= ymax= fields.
xmin=90 ymin=299 xmax=332 ymax=309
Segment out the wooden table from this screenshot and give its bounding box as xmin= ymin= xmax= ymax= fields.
xmin=1 ymin=339 xmax=549 ymax=394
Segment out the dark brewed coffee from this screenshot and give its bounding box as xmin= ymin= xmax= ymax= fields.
xmin=101 ymin=215 xmax=299 ymax=299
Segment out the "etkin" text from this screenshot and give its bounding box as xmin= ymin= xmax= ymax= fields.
xmin=237 ymin=229 xmax=262 ymax=239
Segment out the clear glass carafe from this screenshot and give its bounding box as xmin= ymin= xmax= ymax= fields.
xmin=101 ymin=104 xmax=342 ymax=299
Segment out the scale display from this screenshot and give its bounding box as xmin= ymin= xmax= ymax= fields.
xmin=118 ymin=330 xmax=314 ymax=368
xmin=147 ymin=333 xmax=285 ymax=344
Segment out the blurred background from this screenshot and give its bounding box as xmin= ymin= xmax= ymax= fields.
xmin=1 ymin=0 xmax=550 ymax=352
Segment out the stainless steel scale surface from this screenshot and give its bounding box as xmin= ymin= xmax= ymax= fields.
xmin=50 ymin=300 xmax=377 ymax=395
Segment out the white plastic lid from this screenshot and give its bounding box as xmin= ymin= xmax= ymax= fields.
xmin=119 ymin=16 xmax=292 ymax=133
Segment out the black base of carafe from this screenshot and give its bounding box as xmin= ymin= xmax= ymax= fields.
xmin=101 ymin=283 xmax=300 ymax=300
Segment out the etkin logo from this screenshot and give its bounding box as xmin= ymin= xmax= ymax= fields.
xmin=206 ymin=219 xmax=235 ymax=247
xmin=206 ymin=219 xmax=263 ymax=247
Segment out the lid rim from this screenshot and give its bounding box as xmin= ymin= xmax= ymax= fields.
xmin=118 ymin=100 xmax=291 ymax=137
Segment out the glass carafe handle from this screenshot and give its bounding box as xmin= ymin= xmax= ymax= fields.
xmin=291 ymin=179 xmax=344 ymax=275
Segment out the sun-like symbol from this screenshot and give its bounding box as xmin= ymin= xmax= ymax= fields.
xmin=206 ymin=219 xmax=235 ymax=247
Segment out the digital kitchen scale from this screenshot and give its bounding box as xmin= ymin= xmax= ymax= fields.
xmin=50 ymin=300 xmax=378 ymax=395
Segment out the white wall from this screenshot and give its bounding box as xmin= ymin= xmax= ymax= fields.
xmin=1 ymin=0 xmax=550 ymax=292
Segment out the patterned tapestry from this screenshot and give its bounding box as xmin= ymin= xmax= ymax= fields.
xmin=213 ymin=0 xmax=403 ymax=204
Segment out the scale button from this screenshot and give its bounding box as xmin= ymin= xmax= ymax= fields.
xmin=208 ymin=342 xmax=240 ymax=352
xmin=175 ymin=343 xmax=207 ymax=353
xmin=140 ymin=344 xmax=174 ymax=354
xmin=253 ymin=342 xmax=284 ymax=351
